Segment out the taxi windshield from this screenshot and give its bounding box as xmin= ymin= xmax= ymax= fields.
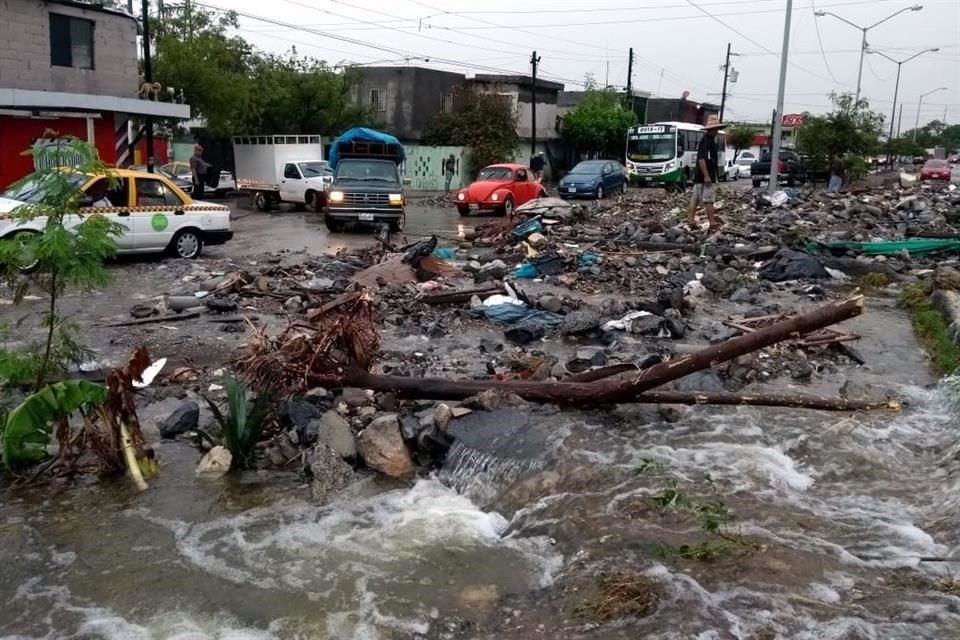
xmin=2 ymin=173 xmax=87 ymax=204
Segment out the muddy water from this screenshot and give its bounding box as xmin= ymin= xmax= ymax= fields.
xmin=4 ymin=277 xmax=960 ymax=637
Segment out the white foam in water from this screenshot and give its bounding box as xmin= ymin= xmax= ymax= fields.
xmin=137 ymin=477 xmax=560 ymax=638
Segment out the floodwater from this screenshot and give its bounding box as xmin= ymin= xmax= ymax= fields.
xmin=3 ymin=299 xmax=960 ymax=638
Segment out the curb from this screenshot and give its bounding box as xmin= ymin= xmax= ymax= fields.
xmin=932 ymin=289 xmax=960 ymax=344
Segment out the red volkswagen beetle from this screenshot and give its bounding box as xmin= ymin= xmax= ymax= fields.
xmin=456 ymin=163 xmax=547 ymax=216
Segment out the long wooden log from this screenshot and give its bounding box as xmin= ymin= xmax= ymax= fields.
xmin=318 ymin=297 xmax=864 ymax=404
xmin=636 ymin=390 xmax=899 ymax=412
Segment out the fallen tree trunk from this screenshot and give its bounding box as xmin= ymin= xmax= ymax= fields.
xmin=312 ymin=297 xmax=864 ymax=404
xmin=635 ymin=390 xmax=899 ymax=411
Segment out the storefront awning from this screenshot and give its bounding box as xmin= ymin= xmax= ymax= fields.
xmin=0 ymin=88 xmax=190 ymax=119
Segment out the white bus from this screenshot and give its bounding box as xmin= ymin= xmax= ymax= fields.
xmin=625 ymin=121 xmax=727 ymax=188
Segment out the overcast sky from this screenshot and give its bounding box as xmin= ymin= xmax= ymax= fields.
xmin=212 ymin=0 xmax=959 ymax=128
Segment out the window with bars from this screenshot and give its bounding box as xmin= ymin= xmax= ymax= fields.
xmin=369 ymin=88 xmax=387 ymax=112
xmin=50 ymin=14 xmax=95 ymax=70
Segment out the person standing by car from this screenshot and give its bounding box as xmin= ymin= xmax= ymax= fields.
xmin=686 ymin=116 xmax=723 ymax=230
xmin=190 ymin=144 xmax=209 ymax=200
xmin=827 ymin=156 xmax=844 ymax=193
xmin=531 ymin=152 xmax=545 ymax=182
xmin=444 ymin=153 xmax=457 ymax=194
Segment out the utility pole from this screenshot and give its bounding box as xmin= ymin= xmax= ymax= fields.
xmin=719 ymin=43 xmax=731 ymax=122
xmin=768 ymin=0 xmax=792 ymax=194
xmin=530 ymin=50 xmax=540 ymax=158
xmin=626 ymin=47 xmax=634 ymax=114
xmin=141 ymin=0 xmax=154 ymax=173
xmin=897 ymin=103 xmax=904 ymax=138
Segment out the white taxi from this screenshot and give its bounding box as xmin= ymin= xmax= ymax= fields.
xmin=0 ymin=169 xmax=233 ymax=262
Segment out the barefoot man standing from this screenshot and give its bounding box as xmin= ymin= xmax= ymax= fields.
xmin=687 ymin=115 xmax=724 ymax=230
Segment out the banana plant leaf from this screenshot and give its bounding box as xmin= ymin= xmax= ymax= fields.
xmin=2 ymin=380 xmax=107 ymax=468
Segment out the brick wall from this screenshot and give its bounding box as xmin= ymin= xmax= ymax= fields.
xmin=0 ymin=0 xmax=138 ymax=98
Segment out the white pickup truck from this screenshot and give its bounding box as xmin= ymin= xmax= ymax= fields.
xmin=232 ymin=135 xmax=333 ymax=212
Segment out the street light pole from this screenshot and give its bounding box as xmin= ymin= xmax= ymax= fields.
xmin=814 ymin=5 xmax=923 ymax=106
xmin=915 ymin=87 xmax=948 ymax=141
xmin=768 ymin=0 xmax=792 ymax=195
xmin=868 ymin=48 xmax=940 ymax=146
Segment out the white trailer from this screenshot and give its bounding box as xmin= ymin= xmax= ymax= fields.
xmin=232 ymin=134 xmax=333 ymax=212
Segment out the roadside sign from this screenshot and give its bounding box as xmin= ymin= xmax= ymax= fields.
xmin=782 ymin=113 xmax=804 ymax=126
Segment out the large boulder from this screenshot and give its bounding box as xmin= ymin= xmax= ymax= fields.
xmin=357 ymin=414 xmax=414 ymax=478
xmin=934 ymin=266 xmax=960 ymax=291
xmin=160 ymin=400 xmax=199 ymax=439
xmin=308 ymin=443 xmax=354 ymax=500
xmin=316 ymin=410 xmax=357 ymax=459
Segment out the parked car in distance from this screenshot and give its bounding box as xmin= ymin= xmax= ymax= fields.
xmin=456 ymin=164 xmax=546 ymax=216
xmin=559 ymin=160 xmax=627 ymax=199
xmin=735 ymin=153 xmax=755 ymax=172
xmin=0 ymin=169 xmax=232 ymax=267
xmin=751 ymin=149 xmax=806 ymax=187
xmin=162 ymin=161 xmax=236 ymax=198
xmin=722 ymin=159 xmax=740 ymax=181
xmin=920 ymin=159 xmax=952 ymax=181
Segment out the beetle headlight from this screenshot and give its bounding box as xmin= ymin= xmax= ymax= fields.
xmin=491 ymin=194 xmax=499 ymax=201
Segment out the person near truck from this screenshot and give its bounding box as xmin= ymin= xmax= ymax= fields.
xmin=190 ymin=144 xmax=210 ymax=200
xmin=444 ymin=153 xmax=456 ymax=194
xmin=827 ymin=156 xmax=844 ymax=193
xmin=686 ymin=115 xmax=723 ymax=230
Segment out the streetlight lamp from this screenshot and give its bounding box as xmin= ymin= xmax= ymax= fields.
xmin=814 ymin=5 xmax=923 ymax=105
xmin=915 ymin=87 xmax=948 ymax=141
xmin=868 ymin=48 xmax=939 ymax=147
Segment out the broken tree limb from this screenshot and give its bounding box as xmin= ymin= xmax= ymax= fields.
xmin=96 ymin=310 xmax=202 ymax=328
xmin=634 ymin=390 xmax=899 ymax=412
xmin=420 ymin=285 xmax=504 ymax=305
xmin=308 ymin=297 xmax=865 ymax=404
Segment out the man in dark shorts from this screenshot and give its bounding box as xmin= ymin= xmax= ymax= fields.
xmin=686 ymin=115 xmax=723 ymax=230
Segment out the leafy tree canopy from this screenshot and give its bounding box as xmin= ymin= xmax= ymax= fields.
xmin=561 ymin=88 xmax=638 ymax=157
xmin=796 ymin=92 xmax=884 ymax=165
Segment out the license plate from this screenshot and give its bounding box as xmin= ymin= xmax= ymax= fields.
xmin=469 ymin=204 xmax=479 ymax=210
xmin=358 ymin=213 xmax=374 ymax=221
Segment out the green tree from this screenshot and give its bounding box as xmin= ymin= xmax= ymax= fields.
xmin=152 ymin=6 xmax=258 ymax=136
xmin=424 ymin=87 xmax=519 ymax=177
xmin=727 ymin=124 xmax=756 ymax=161
xmin=901 ymin=121 xmax=960 ymax=151
xmin=796 ymin=92 xmax=884 ymax=175
xmin=0 ymin=136 xmax=122 ymax=390
xmin=561 ymin=88 xmax=638 ymax=157
xmin=249 ymin=51 xmax=371 ymax=135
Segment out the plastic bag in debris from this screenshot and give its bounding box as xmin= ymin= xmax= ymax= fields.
xmin=578 ymin=252 xmax=599 ymax=266
xmin=512 ymin=216 xmax=544 ymax=239
xmin=417 ymin=281 xmax=441 ymax=292
xmin=432 ymin=247 xmax=455 ymax=260
xmin=683 ymin=278 xmax=707 ymax=298
xmin=766 ymin=190 xmax=790 ymax=207
xmin=531 ymin=252 xmax=563 ymax=275
xmin=479 ymin=304 xmax=564 ymax=327
xmin=483 ymin=294 xmax=525 ymax=307
xmin=759 ymin=248 xmax=829 ymax=282
xmin=513 ymin=262 xmax=539 ymax=278
xmin=602 ymin=310 xmax=652 ymax=331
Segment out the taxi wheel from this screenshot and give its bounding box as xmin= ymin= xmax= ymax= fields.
xmin=171 ymin=229 xmax=203 ymax=259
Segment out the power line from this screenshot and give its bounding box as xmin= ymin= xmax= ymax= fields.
xmin=683 ymin=0 xmax=842 ymax=85
xmin=809 ymin=0 xmax=842 ymax=82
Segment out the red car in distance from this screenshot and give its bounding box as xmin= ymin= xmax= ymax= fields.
xmin=456 ymin=163 xmax=546 ymax=216
xmin=920 ymin=159 xmax=952 ymax=181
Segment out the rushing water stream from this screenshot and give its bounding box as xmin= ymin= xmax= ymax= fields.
xmin=2 ymin=302 xmax=960 ymax=638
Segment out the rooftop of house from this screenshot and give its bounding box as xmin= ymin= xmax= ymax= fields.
xmin=472 ymin=75 xmax=564 ymax=92
xmin=46 ymin=0 xmax=137 ymax=21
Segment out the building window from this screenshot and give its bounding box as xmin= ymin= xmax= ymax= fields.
xmin=369 ymin=88 xmax=386 ymax=112
xmin=50 ymin=14 xmax=95 ymax=70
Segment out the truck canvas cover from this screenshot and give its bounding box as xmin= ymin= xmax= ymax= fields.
xmin=328 ymin=128 xmax=405 ymax=169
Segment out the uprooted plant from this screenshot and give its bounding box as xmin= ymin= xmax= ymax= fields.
xmin=0 ymin=134 xmax=122 ymax=391
xmin=0 ymin=347 xmax=159 ymax=490
xmin=202 ymin=374 xmax=274 ymax=469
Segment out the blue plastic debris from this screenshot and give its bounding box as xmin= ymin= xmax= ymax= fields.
xmin=512 ymin=216 xmax=544 ymax=238
xmin=432 ymin=247 xmax=455 ymax=259
xmin=513 ymin=262 xmax=539 ymax=278
xmin=578 ymin=252 xmax=598 ymax=266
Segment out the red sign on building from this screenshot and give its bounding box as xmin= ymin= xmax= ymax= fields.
xmin=782 ymin=113 xmax=805 ymax=127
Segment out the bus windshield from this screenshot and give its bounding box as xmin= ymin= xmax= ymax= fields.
xmin=627 ymin=131 xmax=676 ymax=163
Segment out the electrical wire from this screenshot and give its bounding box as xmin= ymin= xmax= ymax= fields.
xmin=809 ymin=0 xmax=842 ymax=83
xmin=864 ymin=55 xmax=893 ymax=83
xmin=683 ymin=0 xmax=841 ymax=85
